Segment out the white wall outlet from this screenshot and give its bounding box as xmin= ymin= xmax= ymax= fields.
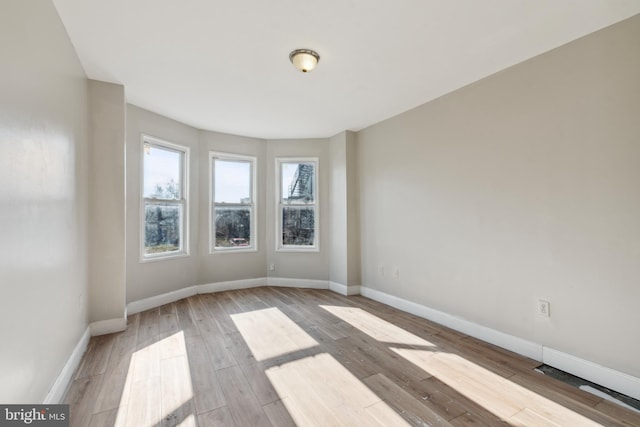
xmin=538 ymin=300 xmax=551 ymax=317
xmin=378 ymin=265 xmax=385 ymax=276
xmin=269 ymin=263 xmax=275 ymax=271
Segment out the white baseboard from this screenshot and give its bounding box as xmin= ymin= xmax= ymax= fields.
xmin=127 ymin=278 xmax=332 ymax=315
xmin=199 ymin=278 xmax=266 ymax=293
xmin=267 ymin=277 xmax=329 ymax=289
xmin=329 ymin=281 xmax=348 ymax=295
xmin=43 ymin=326 xmax=91 ymax=404
xmin=360 ymin=285 xmax=640 ymax=401
xmin=90 ymin=317 xmax=127 ymax=336
xmin=543 ymin=347 xmax=640 ymax=401
xmin=127 ymin=285 xmax=198 ymax=315
xmin=360 ymin=286 xmax=542 ymax=360
xmin=346 ymin=285 xmax=361 ymax=296
xmin=201 ymin=277 xmax=331 ymax=293
xmin=329 ymin=281 xmax=361 ymax=296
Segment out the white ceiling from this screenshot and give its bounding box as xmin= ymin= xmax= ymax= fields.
xmin=52 ymin=0 xmax=640 ymax=139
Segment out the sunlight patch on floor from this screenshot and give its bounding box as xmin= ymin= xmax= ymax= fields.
xmin=396 ymin=349 xmax=604 ymax=426
xmin=231 ymin=307 xmax=319 ymax=361
xmin=115 ymin=331 xmax=195 ymax=427
xmin=321 ymin=306 xmax=600 ymax=427
xmin=320 ymin=305 xmax=436 ymax=348
xmin=266 ymin=353 xmax=409 ymax=427
xmin=321 ymin=305 xmax=604 ymax=426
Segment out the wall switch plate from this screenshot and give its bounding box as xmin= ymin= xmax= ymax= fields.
xmin=269 ymin=263 xmax=275 ymax=271
xmin=538 ymin=300 xmax=551 ymax=317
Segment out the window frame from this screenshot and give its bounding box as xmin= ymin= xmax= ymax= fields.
xmin=140 ymin=134 xmax=190 ymax=262
xmin=209 ymin=151 xmax=257 ymax=254
xmin=276 ymin=157 xmax=319 ymax=252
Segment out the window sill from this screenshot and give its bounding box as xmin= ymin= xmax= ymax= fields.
xmin=140 ymin=251 xmax=189 ymax=263
xmin=210 ymin=247 xmax=258 ymax=254
xmin=276 ymin=246 xmax=319 ymax=253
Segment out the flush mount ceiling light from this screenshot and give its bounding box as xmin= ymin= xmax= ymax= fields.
xmin=289 ymin=49 xmax=320 ymax=73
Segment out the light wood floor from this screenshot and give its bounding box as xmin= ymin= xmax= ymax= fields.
xmin=65 ymin=287 xmax=640 ymax=426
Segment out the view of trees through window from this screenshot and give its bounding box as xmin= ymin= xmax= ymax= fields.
xmin=143 ymin=141 xmax=185 ymax=256
xmin=280 ymin=161 xmax=316 ymax=247
xmin=212 ymin=156 xmax=254 ymax=250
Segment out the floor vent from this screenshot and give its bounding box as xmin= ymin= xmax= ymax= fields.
xmin=535 ymin=364 xmax=640 ymax=413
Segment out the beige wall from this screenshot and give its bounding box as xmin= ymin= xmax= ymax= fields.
xmin=357 ymin=15 xmax=640 ymax=377
xmin=88 ymin=80 xmax=126 ymax=323
xmin=198 ymin=130 xmax=267 ymax=284
xmin=329 ymin=133 xmax=348 ymax=285
xmin=266 ymin=139 xmax=331 ymax=280
xmin=0 ymin=0 xmax=89 ymax=402
xmin=125 ymin=105 xmax=200 ymax=302
xmin=345 ymin=131 xmax=360 ymax=286
xmin=329 ymin=131 xmax=360 ymax=287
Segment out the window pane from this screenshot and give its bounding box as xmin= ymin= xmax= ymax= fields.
xmin=143 ymin=144 xmax=182 ymax=199
xmin=282 ymin=162 xmax=314 ymax=203
xmin=144 ymin=203 xmax=182 ymax=254
xmin=282 ymin=207 xmax=315 ymax=246
xmin=214 ymin=159 xmax=251 ymax=203
xmin=214 ymin=206 xmax=251 ymax=248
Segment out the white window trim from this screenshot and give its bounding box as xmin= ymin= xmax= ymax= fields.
xmin=210 ymin=151 xmax=258 ymax=254
xmin=276 ymin=157 xmax=319 ymax=252
xmin=140 ymin=134 xmax=190 ymax=262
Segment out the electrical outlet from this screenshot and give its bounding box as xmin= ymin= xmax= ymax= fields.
xmin=269 ymin=263 xmax=275 ymax=271
xmin=538 ymin=300 xmax=550 ymax=317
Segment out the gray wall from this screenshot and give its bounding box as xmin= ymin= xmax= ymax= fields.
xmin=357 ymin=15 xmax=640 ymax=378
xmin=0 ymin=0 xmax=89 ymax=402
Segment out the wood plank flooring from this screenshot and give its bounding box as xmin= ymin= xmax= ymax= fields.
xmin=64 ymin=287 xmax=640 ymax=426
